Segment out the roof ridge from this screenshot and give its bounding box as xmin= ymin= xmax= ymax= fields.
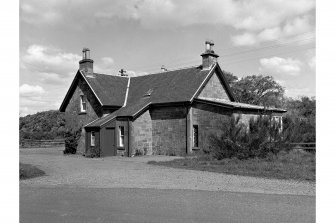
xmin=131 ymin=64 xmax=202 ymax=78
xmin=93 ymin=72 xmax=128 ymax=78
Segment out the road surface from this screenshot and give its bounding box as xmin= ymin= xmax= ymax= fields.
xmin=20 ymin=187 xmax=315 ymax=223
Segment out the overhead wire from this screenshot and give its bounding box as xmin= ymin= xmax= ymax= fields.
xmin=127 ymin=33 xmax=315 ymax=73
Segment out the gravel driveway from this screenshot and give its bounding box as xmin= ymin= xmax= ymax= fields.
xmin=20 ymin=147 xmax=315 ymax=196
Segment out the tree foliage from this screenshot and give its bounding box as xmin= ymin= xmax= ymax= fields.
xmin=282 ymin=97 xmax=316 ymax=143
xmin=223 ymin=71 xmax=315 ymax=144
xmin=229 ymin=75 xmax=285 ymax=107
xmin=19 ymin=110 xmax=65 ymax=140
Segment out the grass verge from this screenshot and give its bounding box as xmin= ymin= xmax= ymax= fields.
xmin=148 ymin=150 xmax=315 ymax=182
xmin=20 ymin=163 xmax=45 ymax=180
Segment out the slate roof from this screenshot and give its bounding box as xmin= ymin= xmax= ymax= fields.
xmin=84 ymin=73 xmax=128 ymax=106
xmin=85 ymin=98 xmax=151 ymax=128
xmin=126 ymin=65 xmax=211 ymax=104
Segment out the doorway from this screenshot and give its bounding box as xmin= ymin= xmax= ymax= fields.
xmin=104 ymin=128 xmax=116 ymax=156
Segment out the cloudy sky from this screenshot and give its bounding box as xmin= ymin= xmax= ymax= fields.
xmin=19 ymin=0 xmax=315 ymax=116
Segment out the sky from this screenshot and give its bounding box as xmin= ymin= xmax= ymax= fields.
xmin=19 ymin=0 xmax=316 ymax=116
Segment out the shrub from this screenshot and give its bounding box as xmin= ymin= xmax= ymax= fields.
xmin=135 ymin=149 xmax=144 ymax=156
xmin=208 ymin=115 xmax=285 ymax=160
xmin=63 ymin=127 xmax=81 ymax=154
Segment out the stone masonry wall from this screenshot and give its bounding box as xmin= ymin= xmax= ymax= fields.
xmin=151 ymin=106 xmax=187 ymax=156
xmin=129 ymin=110 xmax=153 ymax=155
xmin=64 ymin=76 xmax=103 ymax=155
xmin=198 ymin=72 xmax=230 ymax=101
xmin=192 ymin=103 xmax=269 ymax=151
xmin=192 ymin=103 xmax=232 ymax=151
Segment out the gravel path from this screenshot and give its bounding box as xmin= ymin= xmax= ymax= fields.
xmin=20 ymin=147 xmax=315 ymax=196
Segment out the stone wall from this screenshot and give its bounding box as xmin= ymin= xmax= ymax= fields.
xmin=85 ymin=130 xmax=100 ymax=157
xmin=198 ymin=72 xmax=230 ymax=101
xmin=129 ymin=110 xmax=153 ymax=156
xmin=151 ymin=106 xmax=187 ymax=156
xmin=64 ymin=76 xmax=103 ymax=154
xmin=191 ymin=103 xmax=232 ymax=151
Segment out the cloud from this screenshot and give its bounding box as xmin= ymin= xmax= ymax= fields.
xmin=285 ymin=87 xmax=314 ymax=98
xmin=20 ymin=44 xmax=82 ymax=115
xmin=95 ymin=57 xmax=115 ymax=74
xmin=20 ymin=1 xmax=62 ymax=25
xmin=19 ymin=84 xmax=45 ymax=97
xmin=231 ymin=33 xmax=257 ymax=46
xmin=126 ymin=70 xmax=148 ymax=77
xmin=97 ymin=0 xmax=315 ymax=30
xmin=308 ymin=56 xmax=315 ymax=70
xmin=22 ymin=44 xmax=81 ymax=75
xmin=21 ymin=0 xmax=315 ymax=31
xmin=259 ymin=57 xmax=302 ymax=76
xmin=231 ymin=15 xmax=314 ymax=46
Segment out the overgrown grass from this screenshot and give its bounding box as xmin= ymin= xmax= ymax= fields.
xmin=148 ymin=150 xmax=315 ymax=181
xmin=19 ymin=163 xmax=45 ymax=180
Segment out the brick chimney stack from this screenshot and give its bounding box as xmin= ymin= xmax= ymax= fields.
xmin=201 ymin=41 xmax=219 ymax=70
xmin=79 ymin=48 xmax=94 ymax=76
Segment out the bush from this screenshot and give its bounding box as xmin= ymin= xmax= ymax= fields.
xmin=208 ymin=115 xmax=285 ymax=160
xmin=63 ymin=127 xmax=81 ymax=154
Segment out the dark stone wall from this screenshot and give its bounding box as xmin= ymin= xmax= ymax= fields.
xmin=64 ymin=76 xmax=103 ymax=154
xmin=198 ymin=72 xmax=230 ymax=101
xmin=129 ymin=110 xmax=152 ymax=156
xmin=115 ymin=119 xmax=130 ymax=156
xmin=151 ymin=106 xmax=187 ymax=156
xmin=85 ymin=130 xmax=100 ymax=157
xmin=192 ymin=103 xmax=278 ymax=151
xmin=191 ymin=103 xmax=232 ymax=151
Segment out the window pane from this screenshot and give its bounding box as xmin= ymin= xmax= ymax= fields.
xmin=119 ymin=126 xmax=124 ymax=147
xmin=80 ymin=95 xmax=86 ymax=112
xmin=193 ymin=125 xmax=198 ymax=147
xmin=91 ymin=132 xmax=95 ymax=146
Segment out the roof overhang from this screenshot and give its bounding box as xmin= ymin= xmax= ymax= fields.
xmin=194 ymin=98 xmax=287 ymax=113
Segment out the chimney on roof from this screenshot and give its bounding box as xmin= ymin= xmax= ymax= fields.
xmin=79 ymin=48 xmax=94 ymax=76
xmin=161 ymin=65 xmax=167 ymax=72
xmin=201 ymin=40 xmax=219 ymax=70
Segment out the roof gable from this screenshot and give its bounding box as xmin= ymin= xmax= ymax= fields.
xmin=84 ymin=72 xmax=128 ymax=106
xmin=197 ymin=71 xmax=231 ymax=101
xmin=59 ymin=71 xmax=128 ymax=111
xmin=191 ymin=63 xmax=236 ymax=102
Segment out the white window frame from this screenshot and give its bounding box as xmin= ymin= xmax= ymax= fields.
xmin=91 ymin=131 xmax=95 ymax=146
xmin=80 ymin=95 xmax=87 ymax=112
xmin=119 ymin=126 xmax=125 ymax=147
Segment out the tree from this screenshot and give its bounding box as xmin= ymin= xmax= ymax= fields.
xmin=283 ymin=96 xmax=315 ymax=143
xmin=230 ymin=75 xmax=285 ymax=108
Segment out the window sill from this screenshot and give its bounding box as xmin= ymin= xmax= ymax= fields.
xmin=192 ymin=147 xmax=200 ymax=150
xmin=79 ymin=111 xmax=87 ymax=115
xmin=117 ymin=147 xmax=125 ymax=150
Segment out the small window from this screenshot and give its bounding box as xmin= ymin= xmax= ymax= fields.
xmin=80 ymin=95 xmax=87 ymax=112
xmin=119 ymin=126 xmax=125 ymax=147
xmin=193 ymin=125 xmax=199 ymax=147
xmin=91 ymin=132 xmax=95 ymax=146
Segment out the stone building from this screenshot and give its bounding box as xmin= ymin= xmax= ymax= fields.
xmin=59 ymin=41 xmax=286 ymax=157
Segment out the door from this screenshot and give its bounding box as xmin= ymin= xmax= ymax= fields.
xmin=104 ymin=128 xmax=116 ymax=156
